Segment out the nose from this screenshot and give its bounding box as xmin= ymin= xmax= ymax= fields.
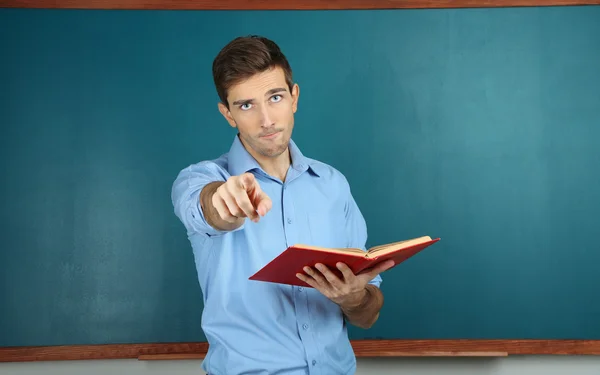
xmin=259 ymin=105 xmax=274 ymax=128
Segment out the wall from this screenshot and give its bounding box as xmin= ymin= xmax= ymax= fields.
xmin=1 ymin=357 xmax=600 ymax=375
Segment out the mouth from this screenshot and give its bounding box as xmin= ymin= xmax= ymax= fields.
xmin=260 ymin=131 xmax=281 ymax=140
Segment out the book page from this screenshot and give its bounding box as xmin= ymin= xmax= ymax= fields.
xmin=366 ymin=236 xmax=432 ymax=256
xmin=292 ymin=244 xmax=367 ymax=255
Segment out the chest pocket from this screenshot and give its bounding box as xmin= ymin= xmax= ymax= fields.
xmin=306 ymin=211 xmax=348 ymax=249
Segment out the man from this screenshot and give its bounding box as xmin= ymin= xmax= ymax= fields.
xmin=171 ymin=35 xmax=394 ymax=375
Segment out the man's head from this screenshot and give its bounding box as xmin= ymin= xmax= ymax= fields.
xmin=213 ymin=35 xmax=299 ymax=160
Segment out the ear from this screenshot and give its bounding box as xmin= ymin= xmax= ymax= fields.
xmin=218 ymin=102 xmax=237 ymax=128
xmin=291 ymin=83 xmax=300 ymax=113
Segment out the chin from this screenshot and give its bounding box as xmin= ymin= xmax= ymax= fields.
xmin=261 ymin=147 xmax=287 ymax=158
xmin=260 ymin=142 xmax=289 ymax=158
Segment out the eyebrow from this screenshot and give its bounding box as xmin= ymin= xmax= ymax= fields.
xmin=232 ymin=87 xmax=288 ymax=106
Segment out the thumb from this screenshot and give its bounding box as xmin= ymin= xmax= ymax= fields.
xmin=358 ymin=259 xmax=395 ymax=281
xmin=255 ymin=192 xmax=272 ymax=217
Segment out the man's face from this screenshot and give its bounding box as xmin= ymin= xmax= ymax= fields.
xmin=218 ymin=66 xmax=299 ymax=160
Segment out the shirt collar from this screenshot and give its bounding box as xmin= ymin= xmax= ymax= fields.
xmin=227 ymin=134 xmax=320 ymax=178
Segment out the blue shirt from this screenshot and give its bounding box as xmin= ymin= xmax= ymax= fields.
xmin=171 ymin=135 xmax=382 ymax=375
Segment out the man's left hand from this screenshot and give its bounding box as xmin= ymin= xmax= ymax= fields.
xmin=296 ymin=260 xmax=395 ymax=308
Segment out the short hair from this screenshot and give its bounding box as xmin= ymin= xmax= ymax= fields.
xmin=212 ymin=35 xmax=294 ymax=108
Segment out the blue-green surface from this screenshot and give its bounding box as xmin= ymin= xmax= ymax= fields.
xmin=1 ymin=6 xmax=599 ymax=347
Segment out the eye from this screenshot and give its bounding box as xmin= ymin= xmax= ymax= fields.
xmin=240 ymin=103 xmax=252 ymax=111
xmin=270 ymin=95 xmax=283 ymax=103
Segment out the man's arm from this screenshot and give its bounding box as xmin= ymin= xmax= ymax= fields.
xmin=172 ymin=163 xmax=271 ymax=236
xmin=296 ymin=260 xmax=394 ymax=329
xmin=339 ymin=283 xmax=384 ymax=329
xmin=199 ymin=173 xmax=272 ymax=232
xmin=200 ymin=181 xmax=244 ymax=232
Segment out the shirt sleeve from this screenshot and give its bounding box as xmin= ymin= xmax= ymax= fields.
xmin=171 ymin=160 xmax=245 ymax=237
xmin=343 ymin=178 xmax=383 ymax=288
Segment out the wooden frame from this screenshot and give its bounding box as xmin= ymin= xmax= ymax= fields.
xmin=1 ymin=0 xmax=600 ymax=363
xmin=1 ymin=340 xmax=600 ymax=361
xmin=1 ymin=0 xmax=600 ymax=9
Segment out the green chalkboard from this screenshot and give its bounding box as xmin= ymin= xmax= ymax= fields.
xmin=1 ymin=5 xmax=600 ymax=348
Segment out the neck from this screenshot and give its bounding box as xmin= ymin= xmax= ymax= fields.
xmin=258 ymin=150 xmax=291 ymax=182
xmin=240 ymin=136 xmax=291 ymax=182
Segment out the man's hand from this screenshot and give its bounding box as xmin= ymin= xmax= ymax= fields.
xmin=200 ymin=172 xmax=272 ymax=231
xmin=296 ymin=259 xmax=395 ymax=328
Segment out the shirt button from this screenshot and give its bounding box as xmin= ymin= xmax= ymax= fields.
xmin=298 ymin=287 xmax=303 ymax=291
xmin=287 ymin=218 xmax=292 ymax=224
xmin=303 ymin=323 xmax=309 ymax=330
xmin=312 ymin=360 xmax=317 ymax=366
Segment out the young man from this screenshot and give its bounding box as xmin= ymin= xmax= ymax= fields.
xmin=171 ymin=35 xmax=394 ymax=375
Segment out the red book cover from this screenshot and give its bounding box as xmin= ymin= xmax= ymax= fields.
xmin=249 ymin=236 xmax=440 ymax=287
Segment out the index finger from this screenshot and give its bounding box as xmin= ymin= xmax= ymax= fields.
xmin=239 ymin=173 xmax=257 ymax=192
xmin=335 ymin=262 xmax=356 ymax=282
xmin=243 ymin=176 xmax=271 ymax=216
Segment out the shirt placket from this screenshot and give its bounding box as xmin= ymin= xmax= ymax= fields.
xmin=282 ymin=182 xmax=323 ymax=375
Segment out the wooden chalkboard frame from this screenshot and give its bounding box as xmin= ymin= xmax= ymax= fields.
xmin=1 ymin=0 xmax=600 ymax=362
xmin=1 ymin=0 xmax=600 ymax=9
xmin=1 ymin=340 xmax=600 ymax=361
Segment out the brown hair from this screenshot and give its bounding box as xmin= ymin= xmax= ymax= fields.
xmin=212 ymin=35 xmax=294 ymax=108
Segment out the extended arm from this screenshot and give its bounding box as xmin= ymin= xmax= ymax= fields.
xmin=171 ymin=163 xmax=271 ymax=236
xmin=200 ymin=181 xmax=243 ymax=232
xmin=200 ymin=173 xmax=272 ymax=231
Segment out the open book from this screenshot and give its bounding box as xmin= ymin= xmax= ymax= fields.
xmin=249 ymin=235 xmax=440 ymax=287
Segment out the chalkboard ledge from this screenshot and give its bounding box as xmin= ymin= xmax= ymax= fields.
xmin=1 ymin=340 xmax=600 ymax=362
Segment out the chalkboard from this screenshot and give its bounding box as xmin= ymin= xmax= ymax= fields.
xmin=1 ymin=4 xmax=600 ymax=352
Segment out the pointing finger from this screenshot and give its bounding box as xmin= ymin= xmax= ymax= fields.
xmin=255 ymin=192 xmax=272 ymax=217
xmin=240 ymin=172 xmax=256 ymax=192
xmin=243 ymin=175 xmax=271 ymax=216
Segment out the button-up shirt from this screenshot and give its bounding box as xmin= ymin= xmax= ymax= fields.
xmin=171 ymin=135 xmax=382 ymax=375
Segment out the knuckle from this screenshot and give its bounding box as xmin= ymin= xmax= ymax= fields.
xmin=225 ymin=180 xmax=237 ymax=193
xmin=233 ymin=187 xmax=250 ymax=199
xmin=218 ymin=210 xmax=233 ymax=221
xmin=221 ymin=188 xmax=234 ymax=200
xmin=236 ymin=194 xmax=251 ymax=206
xmin=229 ymin=206 xmax=243 ymax=217
xmin=214 ymin=185 xmax=225 ymax=198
